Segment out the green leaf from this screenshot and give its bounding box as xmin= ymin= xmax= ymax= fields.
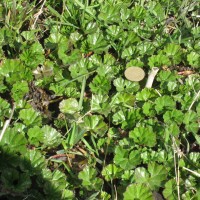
xmin=89 ymin=75 xmax=111 ymax=95
xmin=21 ymin=30 xmax=38 ymax=41
xmin=0 ymin=146 xmax=20 ymax=169
xmin=86 ymin=29 xmax=109 ymax=53
xmin=122 ymin=31 xmax=141 ymax=47
xmin=183 ymin=111 xmax=199 ymax=134
xmin=83 ymin=21 xmax=98 ymax=35
xmin=148 ymin=162 xmax=167 ymax=190
xmin=69 ymin=58 xmax=93 ymax=81
xmin=65 ymin=123 xmax=85 ymax=148
xmin=19 ymin=108 xmax=42 ymax=127
xmin=187 ymin=52 xmax=200 ymax=68
xmin=126 ymin=59 xmax=144 ymax=68
xmin=50 ymin=81 xmax=80 ymax=98
xmin=58 ymin=36 xmax=82 ymax=64
xmin=27 ymin=126 xmax=43 ymax=146
xmin=27 ymin=125 xmax=62 ymax=148
xmin=183 ymin=111 xmax=198 ymax=125
xmin=44 ymin=31 xmax=63 ymax=49
xmin=78 ymin=166 xmax=103 ymax=191
xmin=151 ymin=2 xmax=165 ymax=21
xmin=137 ymin=40 xmax=155 ymax=55
xmin=165 ymin=122 xmax=180 ymax=137
xmin=148 ymin=54 xmax=170 ymax=68
xmin=113 ymin=77 xmax=140 ymax=93
xmin=80 ymin=115 xmax=108 ymax=136
xmin=112 ymin=110 xmax=126 ymax=125
xmin=44 ymin=170 xmax=68 ymax=199
xmin=185 ymin=123 xmax=199 ymax=134
xmin=123 ymin=183 xmax=153 ymax=200
xmin=0 ymin=98 xmax=11 ymax=118
xmin=134 ymin=167 xmax=150 ymax=184
xmin=167 ymin=81 xmax=178 ymax=92
xmin=11 ymin=81 xmax=29 ymax=102
xmin=122 ymin=46 xmax=138 ymax=59
xmin=142 ymin=102 xmax=156 ymax=117
xmin=59 ymin=98 xmax=79 ymax=114
xmin=163 ymin=179 xmax=177 ymax=200
xmin=0 ymin=59 xmax=32 ymax=84
xmin=41 ymin=125 xmax=62 ymax=148
xmin=114 ymin=146 xmax=142 ymax=170
xmin=157 ymin=70 xmax=177 ymax=82
xmin=121 ymin=170 xmax=135 ymax=182
xmin=136 ymin=88 xmax=158 ymax=101
xmin=20 ymin=42 xmax=45 ymax=69
xmin=163 ymin=43 xmax=182 ymax=64
xmin=96 ymin=54 xmax=120 ymax=79
xmin=112 ymin=109 xmax=142 ymax=130
xmin=102 ymin=164 xmax=122 ymax=181
xmin=163 ymin=109 xmax=184 ymax=125
xmin=1 ymin=168 xmax=31 ymax=193
xmin=106 ymin=25 xmax=123 ymax=39
xmin=62 ymin=189 xmax=75 ymax=199
xmin=132 ymin=5 xmax=146 ymax=19
xmin=59 ymin=48 xmax=82 ymax=65
xmin=111 ymin=93 xmax=135 ymax=107
xmin=0 ymin=127 xmax=27 ymax=154
xmin=129 ymin=126 xmax=157 ymax=147
xmin=98 ymin=4 xmax=121 ymax=24
xmin=155 ymin=95 xmax=176 ymax=114
xmin=21 ymin=150 xmax=46 ymax=175
xmin=91 ymin=94 xmax=111 ymax=116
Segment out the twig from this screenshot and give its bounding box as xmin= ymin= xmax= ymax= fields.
xmin=0 ymin=103 xmax=15 ymax=142
xmin=188 ymin=90 xmax=200 ymax=110
xmin=31 ymin=0 xmax=46 ymax=29
xmin=182 ymin=167 xmax=200 ymax=177
xmin=145 ymin=67 xmax=159 ymax=88
xmin=172 ymin=136 xmax=181 ymax=200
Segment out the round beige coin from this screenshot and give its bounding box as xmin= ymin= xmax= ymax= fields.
xmin=124 ymin=67 xmax=145 ymax=82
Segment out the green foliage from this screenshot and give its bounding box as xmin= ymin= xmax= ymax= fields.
xmin=114 ymin=146 xmax=142 ymax=170
xmin=21 ymin=150 xmax=46 ymax=176
xmin=113 ymin=77 xmax=140 ymax=93
xmin=44 ymin=170 xmax=73 ymax=199
xmin=123 ymin=183 xmax=153 ymax=200
xmin=59 ymin=98 xmax=79 ymax=114
xmin=41 ymin=125 xmax=62 ymax=148
xmin=78 ymin=166 xmax=103 ymax=191
xmin=80 ymin=115 xmax=108 ymax=136
xmin=89 ymin=75 xmax=111 ymax=95
xmin=20 ymin=42 xmax=45 ymax=69
xmin=1 ymin=168 xmax=31 ymax=193
xmin=102 ymin=164 xmax=122 ymax=181
xmin=129 ymin=126 xmax=157 ymax=147
xmin=19 ymin=108 xmax=42 ymax=127
xmin=0 ymin=0 xmax=199 ymax=199
xmin=0 ymin=127 xmax=27 ymax=154
xmin=155 ymin=95 xmax=176 ymax=114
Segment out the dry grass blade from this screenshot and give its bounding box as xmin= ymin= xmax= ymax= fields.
xmin=0 ymin=103 xmax=15 ymax=142
xmin=31 ymin=0 xmax=46 ymax=29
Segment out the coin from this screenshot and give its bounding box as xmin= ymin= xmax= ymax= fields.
xmin=124 ymin=67 xmax=145 ymax=81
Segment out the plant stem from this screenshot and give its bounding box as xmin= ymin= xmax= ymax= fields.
xmin=79 ymin=75 xmax=87 ymax=110
xmin=145 ymin=67 xmax=159 ymax=88
xmin=0 ymin=103 xmax=15 ymax=142
xmin=188 ymin=90 xmax=200 ymax=110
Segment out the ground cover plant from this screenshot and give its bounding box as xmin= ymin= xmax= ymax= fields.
xmin=0 ymin=0 xmax=199 ymax=199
